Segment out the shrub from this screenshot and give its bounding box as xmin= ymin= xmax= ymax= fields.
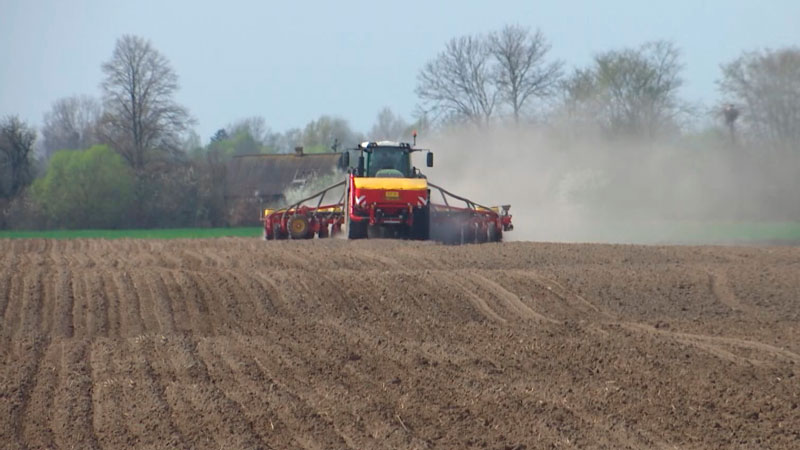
xmin=32 ymin=145 xmax=134 ymax=228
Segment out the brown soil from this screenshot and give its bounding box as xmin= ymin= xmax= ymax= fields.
xmin=1 ymin=238 xmax=798 ymax=449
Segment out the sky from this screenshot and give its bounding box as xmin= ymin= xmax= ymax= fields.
xmin=1 ymin=0 xmax=799 ymax=143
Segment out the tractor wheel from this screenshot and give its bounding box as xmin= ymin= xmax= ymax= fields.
xmin=318 ymin=223 xmax=330 ymax=238
xmin=476 ymin=223 xmax=488 ymax=243
xmin=444 ymin=219 xmax=462 ymax=245
xmin=273 ymin=222 xmax=288 ymax=240
xmin=288 ymin=215 xmax=311 ymax=239
xmin=367 ymin=224 xmax=383 ymax=239
xmin=411 ymin=205 xmax=430 ymax=240
xmin=348 ymin=219 xmax=368 ymax=239
xmin=488 ymin=222 xmax=502 ymax=242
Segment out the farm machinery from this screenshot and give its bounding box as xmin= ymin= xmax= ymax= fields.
xmin=262 ymin=140 xmax=513 ymax=244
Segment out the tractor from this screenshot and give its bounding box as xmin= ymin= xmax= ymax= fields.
xmin=262 ymin=138 xmax=512 ymax=243
xmin=344 ymin=141 xmax=433 ymax=240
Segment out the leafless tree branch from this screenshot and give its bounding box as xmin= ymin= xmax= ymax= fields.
xmin=719 ymin=47 xmax=800 ymax=147
xmin=98 ymin=35 xmax=193 ymax=171
xmin=0 ymin=116 xmax=36 ymax=198
xmin=489 ymin=25 xmax=563 ymax=123
xmin=42 ymin=95 xmax=102 ymax=157
xmin=415 ymin=35 xmax=498 ymax=127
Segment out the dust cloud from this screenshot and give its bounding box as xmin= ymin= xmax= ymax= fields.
xmin=282 ymin=169 xmax=346 ymax=207
xmin=418 ymin=125 xmax=799 ymax=244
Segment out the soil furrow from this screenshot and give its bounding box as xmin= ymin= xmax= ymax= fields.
xmin=122 ymin=339 xmax=188 ymax=448
xmin=90 ymin=339 xmax=135 ymax=448
xmin=195 ymin=271 xmax=240 ymax=334
xmin=133 ymin=269 xmax=164 ymax=334
xmin=215 ymin=270 xmax=265 ymax=333
xmin=231 ymin=270 xmax=279 ymax=321
xmin=161 ymin=270 xmax=191 ymax=334
xmin=0 ymin=337 xmax=47 ymax=449
xmin=180 ymin=338 xmax=271 ymax=448
xmin=18 ymin=268 xmax=45 ymax=339
xmin=196 ymin=339 xmax=278 ymax=446
xmin=470 ymin=271 xmax=560 ymax=323
xmin=0 ymin=270 xmax=14 ymax=330
xmin=53 ymin=340 xmax=100 ymax=450
xmin=148 ymin=272 xmax=178 ymax=334
xmin=70 ymin=271 xmax=90 ymax=338
xmin=246 ymin=340 xmax=355 ymax=449
xmin=183 ymin=270 xmax=227 ymax=331
xmin=1 ymin=272 xmax=24 ymax=345
xmin=84 ymin=271 xmax=110 ymax=338
xmin=52 ymin=269 xmax=75 ymax=339
xmin=180 ymin=270 xmax=218 ymax=336
xmin=113 ymin=271 xmax=145 ymax=336
xmin=39 ymin=267 xmax=56 ymax=338
xmin=100 ymin=271 xmax=122 ymax=337
xmin=20 ymin=342 xmax=60 ymax=450
xmin=170 ymin=270 xmax=210 ymax=336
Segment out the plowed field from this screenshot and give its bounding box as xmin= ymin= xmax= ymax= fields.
xmin=1 ymin=238 xmax=798 ymax=449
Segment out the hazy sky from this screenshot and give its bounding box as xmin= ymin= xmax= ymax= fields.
xmin=1 ymin=0 xmax=798 ymax=143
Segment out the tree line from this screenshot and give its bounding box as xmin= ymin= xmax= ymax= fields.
xmin=417 ymin=25 xmax=800 ymax=146
xmin=2 ymin=28 xmax=799 ymax=229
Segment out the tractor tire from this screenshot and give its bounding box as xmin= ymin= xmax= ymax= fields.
xmin=348 ymin=219 xmax=368 ymax=239
xmin=443 ymin=219 xmax=462 ymax=245
xmin=411 ymin=205 xmax=430 ymax=240
xmin=476 ymin=223 xmax=488 ymax=243
xmin=367 ymin=224 xmax=383 ymax=239
xmin=318 ymin=223 xmax=330 ymax=238
xmin=288 ymin=215 xmax=312 ymax=239
xmin=488 ymin=222 xmax=502 ymax=242
xmin=273 ymin=222 xmax=288 ymax=240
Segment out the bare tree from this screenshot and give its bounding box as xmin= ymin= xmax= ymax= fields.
xmin=416 ymin=35 xmax=498 ymax=126
xmin=271 ymin=128 xmax=302 ymax=153
xmin=563 ymin=41 xmax=685 ymax=138
xmin=0 ymin=116 xmax=36 ymax=199
xmin=370 ymin=107 xmax=410 ymax=140
xmin=719 ymin=47 xmax=800 ymax=147
xmin=489 ymin=25 xmax=562 ymax=124
xmin=301 ymin=115 xmax=362 ymax=152
xmin=99 ymin=35 xmax=192 ymax=171
xmin=41 ymin=95 xmax=102 ymax=157
xmin=227 ymin=116 xmax=269 ymax=145
xmin=203 ymin=116 xmax=273 ymax=156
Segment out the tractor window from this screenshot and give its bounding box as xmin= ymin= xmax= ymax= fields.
xmin=375 ymin=169 xmax=404 ymax=178
xmin=367 ymin=148 xmax=409 ymax=177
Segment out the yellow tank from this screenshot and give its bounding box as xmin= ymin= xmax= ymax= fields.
xmin=352 ymin=177 xmax=428 ymax=191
